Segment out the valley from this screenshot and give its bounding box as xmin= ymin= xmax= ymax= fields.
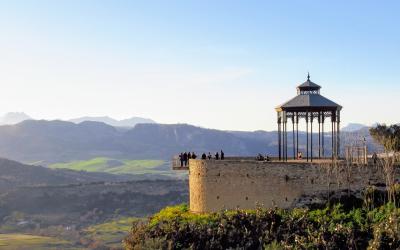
xmin=0 ymin=120 xmax=384 ymax=249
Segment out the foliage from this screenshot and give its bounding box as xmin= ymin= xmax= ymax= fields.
xmin=370 ymin=124 xmax=400 ymax=152
xmin=149 ymin=204 xmax=216 ymax=227
xmin=124 ymin=203 xmax=400 ymax=250
xmin=82 ymin=217 xmax=138 ymax=249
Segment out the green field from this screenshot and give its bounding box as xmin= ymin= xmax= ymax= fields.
xmin=0 ymin=234 xmax=77 ymax=250
xmin=49 ymin=157 xmax=167 ymax=175
xmin=82 ymin=217 xmax=137 ymax=248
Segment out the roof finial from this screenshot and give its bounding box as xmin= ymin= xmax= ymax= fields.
xmin=307 ymin=72 xmax=310 ymax=81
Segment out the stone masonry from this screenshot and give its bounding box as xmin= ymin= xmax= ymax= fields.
xmin=189 ymin=158 xmax=389 ymax=213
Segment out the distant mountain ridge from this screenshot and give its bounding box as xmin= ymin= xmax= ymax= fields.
xmin=0 ymin=112 xmax=32 ymax=125
xmin=341 ymin=123 xmax=368 ymax=132
xmin=69 ymin=116 xmax=156 ymax=127
xmin=0 ymin=120 xmax=383 ymax=164
xmin=0 ymin=112 xmax=155 ymax=127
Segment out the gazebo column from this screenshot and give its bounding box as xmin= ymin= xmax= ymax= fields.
xmin=310 ymin=114 xmax=313 ymax=162
xmin=331 ymin=117 xmax=334 ymax=159
xmin=285 ymin=118 xmax=288 ymax=161
xmin=282 ymin=118 xmax=285 ymax=161
xmin=296 ymin=112 xmax=299 ymax=159
xmin=277 ymin=113 xmax=281 ymax=161
xmin=331 ymin=111 xmax=337 ymax=159
xmin=283 ymin=111 xmax=287 ymax=162
xmin=292 ymin=115 xmax=295 ymax=160
xmin=322 ymin=113 xmax=325 ymax=157
xmin=306 ymin=112 xmax=309 ymax=162
xmin=333 ymin=121 xmax=337 ymax=158
xmin=337 ymin=110 xmax=341 ymax=158
xmin=318 ymin=112 xmax=321 ymax=159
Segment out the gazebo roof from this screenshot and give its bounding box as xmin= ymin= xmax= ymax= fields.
xmin=297 ymin=80 xmax=321 ymax=89
xmin=277 ymin=94 xmax=341 ymax=110
xmin=276 ymin=74 xmax=342 ymax=111
xmin=297 ymin=73 xmax=321 ymax=90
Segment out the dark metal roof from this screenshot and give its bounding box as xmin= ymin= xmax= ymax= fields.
xmin=297 ymin=73 xmax=321 ymax=89
xmin=297 ymin=80 xmax=321 ymax=89
xmin=277 ymin=94 xmax=341 ymax=109
xmin=276 ymin=74 xmax=342 ymax=111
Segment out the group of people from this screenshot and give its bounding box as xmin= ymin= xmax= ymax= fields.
xmin=256 ymin=153 xmax=271 ymax=161
xmin=178 ymin=152 xmax=197 ymax=167
xmin=201 ymin=150 xmax=225 ymax=160
xmin=178 ymin=150 xmax=225 ymax=167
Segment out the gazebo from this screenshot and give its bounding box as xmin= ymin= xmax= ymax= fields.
xmin=276 ymin=74 xmax=342 ymax=162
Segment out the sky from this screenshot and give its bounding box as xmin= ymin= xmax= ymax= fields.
xmin=0 ymin=0 xmax=399 ymax=131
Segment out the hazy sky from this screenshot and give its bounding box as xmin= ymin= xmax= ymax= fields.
xmin=0 ymin=1 xmax=399 ymax=131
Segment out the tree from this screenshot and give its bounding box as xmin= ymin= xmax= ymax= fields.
xmin=370 ymin=124 xmax=400 ymax=152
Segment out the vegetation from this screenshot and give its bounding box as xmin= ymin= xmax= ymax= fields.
xmin=124 ymin=202 xmax=400 ymax=250
xmin=82 ymin=217 xmax=138 ymax=248
xmin=49 ymin=158 xmax=166 ymax=175
xmin=370 ymin=124 xmax=400 ymax=153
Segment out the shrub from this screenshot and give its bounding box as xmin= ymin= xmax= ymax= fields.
xmin=124 ymin=203 xmax=400 ymax=249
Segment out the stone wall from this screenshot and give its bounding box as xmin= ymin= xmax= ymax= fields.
xmin=189 ymin=159 xmax=388 ymax=213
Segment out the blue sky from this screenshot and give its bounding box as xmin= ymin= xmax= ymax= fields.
xmin=0 ymin=1 xmax=399 ymax=130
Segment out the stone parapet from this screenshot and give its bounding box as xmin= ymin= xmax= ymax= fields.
xmin=189 ymin=159 xmax=388 ymax=213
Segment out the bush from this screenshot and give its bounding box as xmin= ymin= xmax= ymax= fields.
xmin=124 ymin=203 xmax=400 ymax=249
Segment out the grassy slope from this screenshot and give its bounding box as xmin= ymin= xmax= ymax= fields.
xmin=82 ymin=217 xmax=137 ymax=248
xmin=49 ymin=157 xmax=166 ymax=175
xmin=0 ymin=234 xmax=77 ymax=250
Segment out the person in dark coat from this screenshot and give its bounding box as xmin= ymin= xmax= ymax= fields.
xmin=220 ymin=150 xmax=225 ymax=160
xmin=201 ymin=153 xmax=207 ymax=160
xmin=215 ymin=152 xmax=219 ymax=160
xmin=188 ymin=152 xmax=192 ymax=159
xmin=183 ymin=152 xmax=188 ymax=166
xmin=179 ymin=153 xmax=183 ymax=167
xmin=192 ymin=152 xmax=197 ymax=159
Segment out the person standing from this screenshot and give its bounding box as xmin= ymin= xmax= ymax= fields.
xmin=215 ymin=152 xmax=219 ymax=160
xmin=220 ymin=150 xmax=224 ymax=160
xmin=179 ymin=153 xmax=184 ymax=167
xmin=202 ymin=153 xmax=207 ymax=160
xmin=183 ymin=152 xmax=188 ymax=166
xmin=208 ymin=152 xmax=212 ymax=160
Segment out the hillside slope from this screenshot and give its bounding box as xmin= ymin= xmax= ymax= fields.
xmin=0 ymin=158 xmax=127 ymax=192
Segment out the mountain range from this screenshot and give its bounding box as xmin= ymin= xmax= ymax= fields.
xmin=69 ymin=116 xmax=155 ymax=127
xmin=0 ymin=119 xmax=383 ymax=165
xmin=0 ymin=112 xmax=155 ymax=127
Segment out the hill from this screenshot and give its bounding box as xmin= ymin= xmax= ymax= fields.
xmin=0 ymin=120 xmax=382 ymax=164
xmin=341 ymin=123 xmax=368 ymax=132
xmin=0 ymin=158 xmax=128 ymax=192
